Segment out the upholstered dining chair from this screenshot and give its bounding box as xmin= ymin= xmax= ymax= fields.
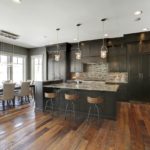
xmin=0 ymin=83 xmax=15 ymax=111
xmin=27 ymin=80 xmax=34 ymax=99
xmin=15 ymin=82 xmax=30 ymax=104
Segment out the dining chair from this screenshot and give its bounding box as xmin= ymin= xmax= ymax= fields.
xmin=15 ymin=82 xmax=31 ymax=104
xmin=0 ymin=83 xmax=15 ymax=111
xmin=27 ymin=80 xmax=34 ymax=99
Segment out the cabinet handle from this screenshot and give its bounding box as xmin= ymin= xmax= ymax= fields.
xmin=138 ymin=73 xmax=143 ymax=79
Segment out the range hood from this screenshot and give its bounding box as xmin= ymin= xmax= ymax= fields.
xmin=81 ymin=56 xmax=106 ymax=64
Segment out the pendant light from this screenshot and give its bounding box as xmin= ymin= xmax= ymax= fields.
xmin=54 ymin=28 xmax=61 ymax=61
xmin=7 ymin=45 xmax=14 ymax=67
xmin=0 ymin=42 xmax=2 ymax=66
xmin=75 ymin=24 xmax=82 ymax=60
xmin=100 ymin=18 xmax=108 ymax=59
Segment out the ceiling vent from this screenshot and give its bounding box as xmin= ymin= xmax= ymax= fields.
xmin=0 ymin=30 xmax=19 ymax=40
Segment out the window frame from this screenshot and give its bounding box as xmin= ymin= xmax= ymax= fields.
xmin=0 ymin=52 xmax=26 ymax=83
xmin=31 ymin=54 xmax=43 ymax=81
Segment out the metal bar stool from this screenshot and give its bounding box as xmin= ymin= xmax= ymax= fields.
xmin=44 ymin=92 xmax=57 ymax=113
xmin=87 ymin=96 xmax=103 ymax=122
xmin=64 ymin=94 xmax=79 ymax=120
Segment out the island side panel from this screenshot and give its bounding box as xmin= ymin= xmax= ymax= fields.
xmin=43 ymin=87 xmax=118 ymax=120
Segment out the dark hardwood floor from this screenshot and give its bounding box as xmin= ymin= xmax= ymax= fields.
xmin=0 ymin=101 xmax=150 ymax=150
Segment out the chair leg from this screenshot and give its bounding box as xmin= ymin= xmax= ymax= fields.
xmin=2 ymin=101 xmax=5 ymax=111
xmin=50 ymin=99 xmax=54 ymax=113
xmin=7 ymin=101 xmax=9 ymax=107
xmin=65 ymin=102 xmax=69 ymax=120
xmin=27 ymin=96 xmax=30 ymax=103
xmin=12 ymin=98 xmax=15 ymax=107
xmin=87 ymin=105 xmax=92 ymax=121
xmin=21 ymin=97 xmax=23 ymax=105
xmin=95 ymin=104 xmax=100 ymax=122
xmin=45 ymin=100 xmax=49 ymax=111
xmin=72 ymin=102 xmax=76 ymax=119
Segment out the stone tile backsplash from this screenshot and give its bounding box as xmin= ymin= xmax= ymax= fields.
xmin=71 ymin=62 xmax=128 ymax=83
xmin=83 ymin=63 xmax=109 ymax=81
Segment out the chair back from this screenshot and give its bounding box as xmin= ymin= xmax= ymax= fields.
xmin=27 ymin=80 xmax=34 ymax=85
xmin=20 ymin=82 xmax=30 ymax=96
xmin=3 ymin=83 xmax=15 ymax=100
xmin=3 ymin=80 xmax=13 ymax=84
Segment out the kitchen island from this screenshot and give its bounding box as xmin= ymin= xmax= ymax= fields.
xmin=43 ymin=81 xmax=119 ymax=120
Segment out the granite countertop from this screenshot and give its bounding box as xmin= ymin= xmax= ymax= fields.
xmin=44 ymin=81 xmax=119 ymax=92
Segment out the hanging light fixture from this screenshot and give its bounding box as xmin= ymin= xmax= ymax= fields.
xmin=0 ymin=42 xmax=2 ymax=66
xmin=7 ymin=45 xmax=14 ymax=68
xmin=75 ymin=24 xmax=82 ymax=60
xmin=100 ymin=18 xmax=108 ymax=59
xmin=54 ymin=28 xmax=61 ymax=61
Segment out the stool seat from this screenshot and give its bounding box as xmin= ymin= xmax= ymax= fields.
xmin=45 ymin=92 xmax=56 ymax=99
xmin=44 ymin=92 xmax=57 ymax=113
xmin=65 ymin=94 xmax=79 ymax=101
xmin=87 ymin=96 xmax=104 ymax=122
xmin=87 ymin=97 xmax=103 ymax=104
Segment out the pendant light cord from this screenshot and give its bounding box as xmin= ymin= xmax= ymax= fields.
xmin=77 ymin=25 xmax=80 ymax=50
xmin=102 ymin=21 xmax=105 ymax=46
xmin=57 ymin=30 xmax=59 ymax=53
xmin=56 ymin=28 xmax=60 ymax=54
xmin=101 ymin=18 xmax=107 ymax=47
xmin=76 ymin=24 xmax=81 ymax=51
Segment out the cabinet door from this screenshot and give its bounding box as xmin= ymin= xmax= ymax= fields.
xmin=48 ymin=54 xmax=55 ymax=80
xmin=108 ymin=46 xmax=127 ymax=72
xmin=48 ymin=51 xmax=67 ymax=80
xmin=141 ymin=54 xmax=150 ymax=97
xmin=127 ymin=43 xmax=141 ymax=82
xmin=81 ymin=42 xmax=90 ymax=57
xmin=70 ymin=50 xmax=83 ymax=72
xmin=89 ymin=41 xmax=100 ymax=56
xmin=127 ymin=43 xmax=143 ymax=99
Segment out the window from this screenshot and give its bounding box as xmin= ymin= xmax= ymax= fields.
xmin=31 ymin=55 xmax=43 ymax=81
xmin=13 ymin=56 xmax=25 ymax=84
xmin=0 ymin=54 xmax=26 ymax=85
xmin=0 ymin=55 xmax=8 ymax=86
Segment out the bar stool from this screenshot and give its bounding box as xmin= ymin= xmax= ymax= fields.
xmin=87 ymin=96 xmax=103 ymax=122
xmin=44 ymin=92 xmax=57 ymax=113
xmin=64 ymin=94 xmax=79 ymax=120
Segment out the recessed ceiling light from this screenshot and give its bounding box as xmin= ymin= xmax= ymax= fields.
xmin=134 ymin=10 xmax=142 ymax=16
xmin=134 ymin=17 xmax=141 ymax=22
xmin=142 ymin=28 xmax=148 ymax=31
xmin=12 ymin=0 xmax=22 ymax=4
xmin=104 ymin=33 xmax=108 ymax=37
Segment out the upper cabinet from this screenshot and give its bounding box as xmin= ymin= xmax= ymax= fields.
xmin=47 ymin=43 xmax=71 ymax=81
xmin=107 ymin=38 xmax=127 ymax=72
xmin=70 ymin=44 xmax=83 ymax=73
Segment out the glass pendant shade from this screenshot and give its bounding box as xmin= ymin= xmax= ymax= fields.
xmin=55 ymin=28 xmax=61 ymax=61
xmin=100 ymin=45 xmax=108 ymax=58
xmin=100 ymin=18 xmax=108 ymax=59
xmin=54 ymin=53 xmax=60 ymax=61
xmin=75 ymin=24 xmax=82 ymax=60
xmin=75 ymin=50 xmax=81 ymax=60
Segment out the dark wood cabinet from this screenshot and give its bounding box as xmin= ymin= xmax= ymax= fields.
xmin=108 ymin=39 xmax=127 ymax=72
xmin=47 ymin=43 xmax=71 ymax=81
xmin=70 ymin=44 xmax=83 ymax=73
xmin=127 ymin=42 xmax=150 ymax=99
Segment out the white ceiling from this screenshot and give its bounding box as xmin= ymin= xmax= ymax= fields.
xmin=0 ymin=0 xmax=150 ymax=48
